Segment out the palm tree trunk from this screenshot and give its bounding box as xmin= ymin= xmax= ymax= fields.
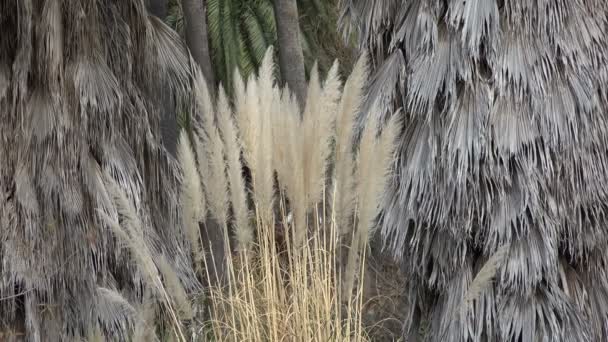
xmin=148 ymin=0 xmax=168 ymax=19
xmin=181 ymin=0 xmax=216 ymax=95
xmin=147 ymin=0 xmax=178 ymax=157
xmin=273 ymin=0 xmax=307 ymax=106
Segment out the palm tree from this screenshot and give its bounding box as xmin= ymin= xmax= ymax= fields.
xmin=147 ymin=0 xmax=180 ymax=157
xmin=0 ymin=0 xmax=199 ymax=339
xmin=167 ymin=0 xmax=353 ymax=92
xmin=341 ymin=1 xmax=608 ymax=341
xmin=181 ymin=0 xmax=216 ymax=94
xmin=272 ymin=0 xmax=307 ymax=105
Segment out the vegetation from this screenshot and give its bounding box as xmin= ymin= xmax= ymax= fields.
xmin=341 ymin=1 xmax=608 ymax=341
xmin=181 ymin=0 xmax=216 ymax=93
xmin=272 ymin=0 xmax=307 ymax=104
xmin=166 ymin=0 xmax=354 ymax=91
xmin=3 ymin=0 xmax=608 ymax=341
xmin=0 ymin=0 xmax=202 ymax=339
xmin=188 ymin=50 xmax=398 ymax=341
xmin=98 ymin=49 xmax=399 ymax=341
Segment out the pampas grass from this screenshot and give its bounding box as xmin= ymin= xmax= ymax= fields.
xmin=178 ymin=131 xmax=205 ymax=266
xmin=333 ymin=56 xmax=367 ymax=237
xmin=217 ymin=85 xmax=252 ymax=250
xmin=177 ymin=47 xmax=399 ymax=341
xmin=460 ymin=245 xmax=510 ymax=317
xmin=98 ymin=47 xmax=398 ymax=341
xmin=343 ymin=112 xmax=401 ymax=299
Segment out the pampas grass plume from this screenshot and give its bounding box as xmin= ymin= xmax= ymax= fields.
xmin=216 ymin=85 xmax=252 ymax=250
xmin=177 ymin=131 xmax=205 ymax=262
xmin=334 ymin=55 xmax=368 ymax=235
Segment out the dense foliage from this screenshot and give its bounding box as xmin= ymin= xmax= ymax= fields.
xmin=0 ymin=1 xmax=200 ymax=339
xmin=341 ymin=1 xmax=608 ymax=341
xmin=4 ymin=0 xmax=608 ymax=341
xmin=167 ymin=0 xmax=353 ymax=91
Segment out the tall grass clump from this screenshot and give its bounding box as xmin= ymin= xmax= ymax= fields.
xmin=99 ymin=47 xmax=398 ymax=341
xmin=176 ymin=47 xmax=401 ymax=342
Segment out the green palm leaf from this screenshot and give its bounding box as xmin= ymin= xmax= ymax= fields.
xmin=166 ymin=0 xmax=350 ymax=90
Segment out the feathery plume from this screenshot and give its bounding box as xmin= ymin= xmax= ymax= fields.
xmin=177 ymin=131 xmax=204 ymax=262
xmin=305 ymin=61 xmax=342 ymax=207
xmin=286 ymin=64 xmax=324 ymax=245
xmin=301 ymin=63 xmax=323 ymax=205
xmin=96 ymin=287 xmax=137 ymax=320
xmin=274 ymin=88 xmax=303 ymax=199
xmin=132 ymin=292 xmax=158 ymax=342
xmin=272 ymin=87 xmax=307 ymax=244
xmin=205 ymin=124 xmax=230 ymax=224
xmin=95 ymin=287 xmax=137 ymax=339
xmin=216 ymin=85 xmax=252 ymax=250
xmin=250 ymin=49 xmax=276 ymax=218
xmin=157 ymin=256 xmax=193 ymax=319
xmin=343 ymin=111 xmax=399 ymax=297
xmin=461 ymin=245 xmax=510 ymax=317
xmin=192 ymin=129 xmax=210 ymax=205
xmin=193 ymin=68 xmax=215 ymax=127
xmin=334 ymin=55 xmax=368 ymax=235
xmin=272 ymin=87 xmax=293 ymax=190
xmin=237 ymin=73 xmax=260 ymax=173
xmin=257 ymin=47 xmax=276 ymax=107
xmin=366 ymin=111 xmax=401 ymax=237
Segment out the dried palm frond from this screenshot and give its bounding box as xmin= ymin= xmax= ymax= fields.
xmin=341 ymin=0 xmax=608 ymax=340
xmin=0 ymin=1 xmax=200 ymax=339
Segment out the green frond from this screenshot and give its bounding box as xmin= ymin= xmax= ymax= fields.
xmin=237 ymin=36 xmax=256 ymax=77
xmin=242 ymin=7 xmax=270 ymax=69
xmin=251 ymin=0 xmax=277 ymax=43
xmin=166 ymin=0 xmax=350 ymax=90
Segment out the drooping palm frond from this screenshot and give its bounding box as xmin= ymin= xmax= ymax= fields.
xmin=341 ymin=0 xmax=608 ymax=341
xmin=0 ymin=0 xmax=201 ymax=339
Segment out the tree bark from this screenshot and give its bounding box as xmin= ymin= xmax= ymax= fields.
xmin=147 ymin=0 xmax=168 ymax=19
xmin=273 ymin=0 xmax=307 ymax=106
xmin=181 ymin=0 xmax=216 ymax=95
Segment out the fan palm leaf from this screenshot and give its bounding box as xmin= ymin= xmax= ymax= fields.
xmin=341 ymin=0 xmax=608 ymax=341
xmin=0 ymin=0 xmax=201 ymax=339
